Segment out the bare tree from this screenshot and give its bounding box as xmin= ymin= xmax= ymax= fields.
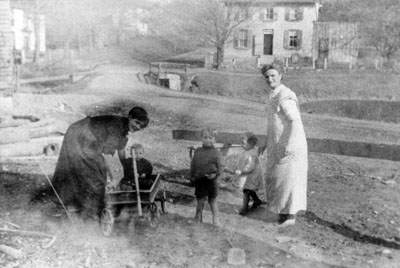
xmin=156 ymin=0 xmax=252 ymax=69
xmin=190 ymin=0 xmax=253 ymax=69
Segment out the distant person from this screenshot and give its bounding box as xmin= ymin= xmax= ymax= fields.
xmin=226 ymin=132 xmax=264 ymax=216
xmin=260 ymin=64 xmax=308 ymax=227
xmin=118 ymin=143 xmax=154 ymax=190
xmin=232 ymin=57 xmax=237 ymax=70
xmin=50 ymin=107 xmax=149 ymax=220
xmin=190 ymin=127 xmax=224 ymax=226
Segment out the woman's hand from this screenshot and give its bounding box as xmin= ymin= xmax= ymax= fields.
xmin=277 ymin=145 xmax=295 ymax=163
xmin=258 ymin=145 xmax=267 ymax=156
xmin=234 ymin=170 xmax=242 ymax=175
xmin=224 ymin=168 xmax=235 ymax=175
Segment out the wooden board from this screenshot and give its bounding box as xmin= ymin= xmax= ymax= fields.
xmin=172 ymin=129 xmax=400 ymax=162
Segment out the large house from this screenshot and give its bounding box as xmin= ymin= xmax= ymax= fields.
xmin=224 ymin=0 xmax=321 ymax=68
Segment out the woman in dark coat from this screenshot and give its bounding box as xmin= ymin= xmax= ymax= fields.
xmin=51 ymin=106 xmax=149 ymax=220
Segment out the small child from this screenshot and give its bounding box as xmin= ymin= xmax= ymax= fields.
xmin=190 ymin=127 xmax=224 ymax=226
xmin=119 ymin=143 xmax=154 ymax=190
xmin=227 ymin=132 xmax=263 ymax=215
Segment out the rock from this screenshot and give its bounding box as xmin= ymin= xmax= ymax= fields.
xmin=381 ymin=249 xmax=391 ymax=255
xmin=382 ymin=180 xmax=396 ymax=186
xmin=227 ymin=247 xmax=246 ymax=265
xmin=275 ymin=236 xmax=293 ymax=244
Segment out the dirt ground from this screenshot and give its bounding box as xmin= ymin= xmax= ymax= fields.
xmin=1 ymin=53 xmax=400 ymax=268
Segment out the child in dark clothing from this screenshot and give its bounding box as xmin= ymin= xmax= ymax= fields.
xmin=190 ymin=128 xmax=224 ymax=226
xmin=119 ymin=143 xmax=154 ymax=190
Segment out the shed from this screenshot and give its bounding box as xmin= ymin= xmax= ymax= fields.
xmin=313 ymin=22 xmax=359 ymax=66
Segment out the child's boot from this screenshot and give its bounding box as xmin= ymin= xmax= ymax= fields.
xmin=239 ymin=190 xmax=250 ymax=215
xmin=209 ymin=198 xmax=220 ymax=226
xmin=212 ymin=216 xmax=220 ymax=227
xmin=249 ymin=190 xmax=263 ymax=210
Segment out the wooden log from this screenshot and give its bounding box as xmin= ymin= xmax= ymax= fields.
xmin=0 ymin=119 xmax=31 ymax=128
xmin=0 ymin=228 xmax=57 ymax=249
xmin=29 ymin=124 xmax=65 ymax=138
xmin=0 ymin=244 xmax=23 ymax=259
xmin=0 ymin=136 xmax=63 ymax=158
xmin=172 ymin=129 xmax=400 ymax=162
xmin=0 ymin=119 xmax=67 ymax=144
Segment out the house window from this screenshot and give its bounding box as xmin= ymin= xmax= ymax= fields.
xmin=239 ymin=29 xmax=249 ymax=48
xmin=234 ymin=29 xmax=251 ymax=49
xmin=285 ymin=7 xmax=303 ymax=21
xmin=284 ymin=30 xmax=302 ymax=50
xmin=260 ymin=7 xmax=276 ymax=21
xmin=289 ymin=9 xmax=297 ymax=20
xmin=289 ymin=31 xmax=298 ymax=48
xmin=239 ymin=7 xmax=249 ymax=20
xmin=265 ymin=8 xmax=274 ymax=20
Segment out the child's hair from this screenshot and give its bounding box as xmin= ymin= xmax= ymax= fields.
xmin=131 ymin=143 xmax=144 ymax=151
xmin=243 ymin=132 xmax=258 ymax=147
xmin=200 ymin=127 xmax=218 ymax=138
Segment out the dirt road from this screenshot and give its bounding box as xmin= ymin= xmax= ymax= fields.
xmin=1 ymin=61 xmax=400 ymax=268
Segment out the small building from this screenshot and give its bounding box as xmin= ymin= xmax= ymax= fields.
xmin=312 ymin=21 xmax=359 ymax=67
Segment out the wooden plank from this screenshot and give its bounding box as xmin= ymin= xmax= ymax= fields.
xmin=172 ymin=129 xmax=400 ymax=162
xmin=19 ymin=71 xmax=97 ymax=85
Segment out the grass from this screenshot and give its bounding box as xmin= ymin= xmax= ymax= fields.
xmin=23 ymin=47 xmax=400 ymax=105
xmin=301 ymin=100 xmax=400 ymax=123
xmin=193 ymin=69 xmax=400 ymax=103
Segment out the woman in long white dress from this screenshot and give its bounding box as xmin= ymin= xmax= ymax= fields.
xmin=261 ymin=64 xmax=308 ymax=227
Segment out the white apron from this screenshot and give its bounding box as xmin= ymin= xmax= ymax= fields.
xmin=265 ymin=84 xmax=308 ymax=214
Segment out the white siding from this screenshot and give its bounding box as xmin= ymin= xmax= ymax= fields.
xmin=225 ymin=3 xmax=318 ymax=64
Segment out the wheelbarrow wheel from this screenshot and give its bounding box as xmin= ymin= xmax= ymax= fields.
xmin=127 ymin=215 xmax=135 ymax=234
xmin=155 ymin=189 xmax=167 ymax=214
xmin=149 ymin=203 xmax=160 ymax=228
xmin=101 ymin=208 xmax=114 ymax=236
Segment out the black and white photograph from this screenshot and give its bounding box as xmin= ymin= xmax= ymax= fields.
xmin=0 ymin=0 xmax=399 ymax=267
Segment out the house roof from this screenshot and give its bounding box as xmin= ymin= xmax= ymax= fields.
xmin=160 ymin=48 xmax=214 ymax=66
xmin=229 ymin=0 xmax=319 ymax=4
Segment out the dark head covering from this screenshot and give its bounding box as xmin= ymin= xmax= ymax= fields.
xmin=261 ymin=63 xmax=284 ymax=77
xmin=128 ymin=106 xmax=149 ymax=128
xmin=243 ymin=131 xmax=258 ymax=147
